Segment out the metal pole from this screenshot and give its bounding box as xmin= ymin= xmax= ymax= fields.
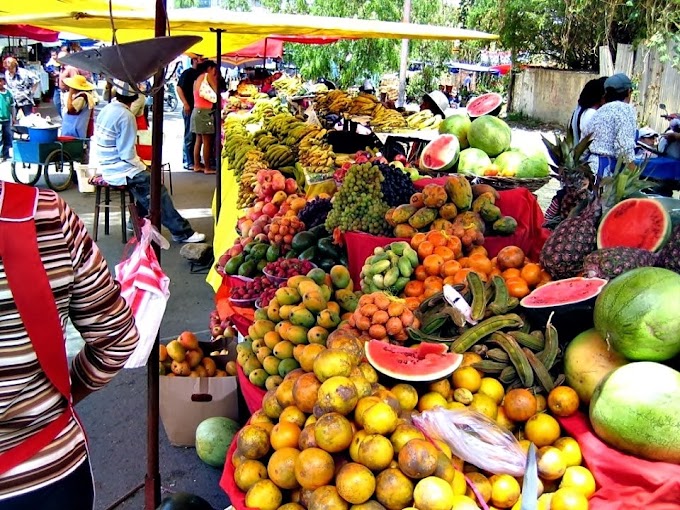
xmin=212 ymin=28 xmax=223 ymax=221
xmin=263 ymin=38 xmax=268 ymax=68
xmin=146 ymin=0 xmax=166 ymax=508
xmin=397 ymin=0 xmax=411 ymax=108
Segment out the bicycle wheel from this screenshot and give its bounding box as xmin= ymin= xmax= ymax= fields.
xmin=43 ymin=150 xmax=74 ymax=191
xmin=164 ymin=95 xmax=178 ymax=112
xmin=10 ymin=161 xmax=42 ymax=186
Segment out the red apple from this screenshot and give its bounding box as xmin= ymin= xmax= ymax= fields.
xmin=284 ymin=178 xmax=298 ymax=195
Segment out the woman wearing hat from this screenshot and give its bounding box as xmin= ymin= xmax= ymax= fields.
xmin=62 ymin=74 xmax=97 ymax=139
xmin=583 ymin=73 xmax=637 ymax=178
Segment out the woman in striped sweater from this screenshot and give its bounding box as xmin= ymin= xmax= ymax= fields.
xmin=0 ymin=182 xmax=139 ymax=509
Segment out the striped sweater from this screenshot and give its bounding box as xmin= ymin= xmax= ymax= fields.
xmin=0 ymin=185 xmax=139 ymax=500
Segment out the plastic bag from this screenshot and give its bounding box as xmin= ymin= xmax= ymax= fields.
xmin=412 ymin=407 xmax=527 ymax=476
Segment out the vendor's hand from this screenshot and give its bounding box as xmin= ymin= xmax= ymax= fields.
xmin=183 ymin=104 xmax=191 ymax=114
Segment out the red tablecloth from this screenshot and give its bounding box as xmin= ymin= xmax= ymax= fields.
xmin=237 ymin=363 xmax=267 ymax=415
xmin=216 ymin=276 xmax=255 ymax=336
xmin=220 ymin=420 xmax=257 ymax=510
xmin=559 ymin=412 xmax=680 ymax=510
xmin=344 ymin=186 xmax=549 ymax=288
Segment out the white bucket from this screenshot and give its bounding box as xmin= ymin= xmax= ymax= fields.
xmin=76 ymin=163 xmax=95 ymax=193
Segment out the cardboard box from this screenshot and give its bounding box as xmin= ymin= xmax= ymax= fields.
xmin=159 ymin=339 xmax=239 ymax=447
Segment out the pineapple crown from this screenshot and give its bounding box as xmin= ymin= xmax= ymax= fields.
xmin=599 ymin=159 xmax=650 ymax=209
xmin=542 ymin=131 xmax=593 ymax=170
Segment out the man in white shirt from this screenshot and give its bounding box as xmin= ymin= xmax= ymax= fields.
xmin=96 ymin=79 xmax=205 ymax=243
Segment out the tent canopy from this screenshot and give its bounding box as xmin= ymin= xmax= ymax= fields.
xmin=0 ymin=24 xmax=59 ymax=42
xmin=3 ymin=8 xmax=498 ymax=56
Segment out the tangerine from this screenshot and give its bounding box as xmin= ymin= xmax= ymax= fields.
xmin=434 ymin=245 xmax=455 ymax=262
xmin=503 ymin=389 xmax=537 ymax=422
xmin=478 ymin=377 xmax=505 ymax=404
xmin=497 ymin=246 xmax=525 ymax=269
xmin=468 ymin=254 xmax=493 ymax=275
xmin=418 ymin=241 xmax=435 ymax=259
xmin=442 ymin=259 xmax=462 ymax=277
xmin=267 ymin=447 xmax=301 ymax=489
xmin=501 ymin=267 xmax=521 ymax=279
xmin=538 ymin=270 xmax=552 ymax=285
xmin=489 ymin=474 xmax=521 ymax=508
xmin=423 ymin=254 xmax=445 ymax=276
xmin=450 ymin=494 xmax=480 ymax=510
xmin=553 ymin=437 xmax=583 ymax=467
xmin=469 ymin=393 xmax=498 ymax=420
xmin=457 ymin=257 xmax=470 ymax=268
xmin=414 ymin=266 xmax=428 ymax=281
xmin=427 ymin=230 xmax=448 ymax=247
xmin=520 ymin=263 xmax=542 ymax=286
xmin=535 ymin=394 xmax=547 ymax=413
xmin=404 ymin=296 xmax=422 ymax=310
xmin=446 ymin=236 xmax=463 ymax=258
xmin=560 ymin=466 xmax=596 ymax=498
xmin=451 ymin=366 xmax=482 ymax=392
xmin=443 ymin=275 xmax=458 ymax=286
xmin=279 ymin=406 xmax=307 ymax=428
xmin=460 ymin=352 xmax=482 ymax=367
xmin=270 ymin=421 xmax=302 ymax=450
xmin=547 ymin=386 xmax=580 ymax=417
xmin=411 ymin=232 xmax=427 ymax=250
xmin=524 ymin=413 xmax=561 ymax=447
xmin=404 ymin=280 xmax=425 ymax=297
xmin=451 ymin=268 xmax=473 ymax=286
xmin=294 ymin=448 xmax=335 ymax=490
xmin=506 ymin=277 xmax=530 ymax=298
xmin=550 ymin=487 xmax=589 ymax=510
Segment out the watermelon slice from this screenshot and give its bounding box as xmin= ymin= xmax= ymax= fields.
xmin=521 ymin=277 xmax=608 ymax=308
xmin=597 ymin=198 xmax=671 ymax=252
xmin=466 ymin=92 xmax=503 ymax=118
xmin=419 ymin=134 xmax=460 ymax=172
xmin=365 ymin=340 xmax=462 ymax=382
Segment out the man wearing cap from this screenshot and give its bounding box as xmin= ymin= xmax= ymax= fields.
xmin=635 ymin=127 xmax=659 ymax=158
xmin=583 ymin=73 xmax=637 ymax=178
xmin=95 ymin=79 xmax=206 ymax=243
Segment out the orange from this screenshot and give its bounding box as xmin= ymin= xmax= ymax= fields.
xmin=446 ymin=236 xmax=463 ymax=258
xmin=427 ymin=230 xmax=448 ymax=247
xmin=442 ymin=259 xmax=462 ymax=277
xmin=414 ymin=265 xmax=428 ymax=281
xmin=411 ymin=232 xmax=427 ymax=250
xmin=520 ymin=263 xmax=542 ymax=286
xmin=538 ymin=270 xmax=552 ymax=285
xmin=451 ymin=366 xmax=482 ymax=392
xmin=433 ymin=245 xmax=455 ymax=262
xmin=468 ymin=254 xmax=492 ymax=275
xmin=560 ymin=466 xmax=596 ymax=498
xmin=423 ymin=277 xmax=444 ymax=298
xmin=550 ymin=487 xmax=589 ymax=510
xmin=537 ymin=446 xmax=567 ymax=481
xmin=451 ymin=268 xmax=473 ymax=286
xmin=506 ymin=277 xmax=530 ymax=298
xmin=553 ymin=437 xmax=583 ymax=467
xmin=490 ymin=256 xmax=498 ymax=267
xmin=457 ymin=257 xmax=470 ymax=268
xmin=535 ymin=394 xmax=547 ymax=413
xmin=501 ymin=268 xmax=521 ymax=279
xmin=547 ymin=386 xmax=580 ymax=417
xmin=524 ymin=413 xmax=561 ymax=447
xmin=443 ymin=275 xmax=458 ymax=286
xmin=418 ymin=241 xmax=435 ymax=260
xmin=468 ymin=245 xmax=488 ymax=257
xmin=270 ymin=421 xmax=302 ymax=450
xmin=460 ymin=352 xmax=482 ymax=368
xmin=404 ymin=297 xmax=421 ymax=311
xmin=503 ymin=389 xmax=537 ymax=422
xmin=465 ymin=472 xmax=491 ymax=502
xmin=404 ymin=280 xmax=425 ymax=298
xmin=489 ymin=474 xmax=521 ymax=508
xmin=489 ymin=268 xmax=502 ymax=278
xmin=423 ymin=254 xmax=445 ymax=276
xmin=497 ymin=246 xmax=525 ymax=270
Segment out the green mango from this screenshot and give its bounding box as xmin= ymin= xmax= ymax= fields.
xmin=238 ymin=260 xmax=256 ymax=277
xmin=266 ymin=244 xmax=280 ymax=262
xmin=250 ymin=243 xmax=269 ymax=261
xmin=224 ymin=253 xmax=244 ymax=275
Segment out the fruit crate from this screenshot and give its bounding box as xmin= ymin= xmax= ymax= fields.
xmin=466 ymin=175 xmax=551 ymax=192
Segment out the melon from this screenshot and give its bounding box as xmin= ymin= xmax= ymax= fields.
xmin=593 ymin=267 xmax=680 ymax=361
xmin=515 ymin=153 xmax=550 ymax=178
xmin=195 ymin=416 xmax=240 ymax=468
xmin=466 ymin=92 xmax=503 ymax=118
xmin=564 ymin=328 xmax=629 ymax=404
xmin=590 ymin=362 xmax=680 ymax=463
xmin=467 ymin=115 xmax=512 ymax=157
xmin=438 ymin=114 xmax=472 ymax=149
xmin=365 ymin=340 xmax=463 ymax=382
xmin=494 ymin=150 xmax=525 ymax=177
xmin=457 ymin=148 xmax=492 ymax=176
xmin=419 ymin=134 xmax=461 ymax=172
xmin=597 ymin=198 xmax=671 ymax=252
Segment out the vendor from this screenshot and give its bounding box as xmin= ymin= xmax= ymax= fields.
xmin=61 ymin=74 xmax=97 ymax=139
xmin=359 ymin=79 xmax=375 ymax=95
xmin=3 ymin=57 xmax=38 ymax=118
xmin=420 ymin=90 xmax=452 ymax=118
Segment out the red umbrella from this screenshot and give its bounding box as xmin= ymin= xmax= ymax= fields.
xmin=0 ymin=24 xmax=59 ymax=43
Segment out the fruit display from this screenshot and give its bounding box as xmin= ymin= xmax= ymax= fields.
xmin=248 ymin=96 xmax=288 ymax=122
xmin=364 ymin=340 xmax=463 ymax=381
xmin=219 ymin=239 xmax=273 ymax=278
xmin=231 ymin=275 xmax=282 ymax=304
xmin=359 ymin=242 xmax=419 ymax=294
xmin=595 ymin=197 xmax=671 ymax=251
xmin=263 ymin=259 xmax=316 ymax=283
xmin=288 ymin=225 xmax=348 ymax=271
xmin=386 ymin=176 xmax=518 ymax=240
xmin=582 ymin=247 xmax=657 ymax=279
xmin=467 ymin=115 xmax=512 ymax=158
xmin=272 ymin=74 xmax=304 ymax=99
xmin=159 ymin=331 xmax=230 ymax=378
xmin=325 ymin=163 xmax=391 ymax=236
xmin=466 ymin=92 xmax=504 ymax=118
xmin=404 ymin=109 xmax=442 ymax=130
xmin=195 ymin=416 xmax=240 ymax=468
xmin=208 ymin=308 xmax=237 ymax=341
xmin=439 ymin=114 xmax=472 ymax=149
xmin=379 ymin=163 xmax=418 ymax=206
xmin=370 ymin=103 xmax=408 ymax=132
xmin=349 ymin=292 xmax=420 ymax=343
xmin=419 ymin=134 xmax=460 ymax=173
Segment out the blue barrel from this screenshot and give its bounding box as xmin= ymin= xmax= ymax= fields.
xmin=28 ymin=127 xmax=59 ymax=144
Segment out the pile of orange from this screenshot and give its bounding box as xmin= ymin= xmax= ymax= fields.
xmin=404 ymin=232 xmax=551 ymax=302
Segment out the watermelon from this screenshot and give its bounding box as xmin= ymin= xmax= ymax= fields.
xmin=365 ymin=340 xmax=463 ymax=382
xmin=195 ymin=416 xmax=240 ymax=467
xmin=494 ymin=150 xmax=525 ymax=177
xmin=438 ymin=114 xmax=472 ymax=149
xmin=467 ymin=115 xmax=512 ymax=157
xmin=593 ymin=267 xmax=680 ymax=361
xmin=590 ymin=362 xmax=680 ymax=463
xmin=466 ymin=92 xmax=503 ymax=118
xmin=597 ymin=198 xmax=671 ymax=252
xmin=157 ymin=493 xmax=213 ymax=510
xmin=457 ymin=148 xmax=492 ymax=176
xmin=419 ymin=134 xmax=460 ymax=172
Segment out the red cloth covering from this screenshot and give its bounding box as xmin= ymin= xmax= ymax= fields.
xmin=343 ymin=185 xmax=549 ymax=288
xmin=237 ymin=363 xmax=267 ymax=415
xmin=559 ymin=412 xmax=680 ymax=510
xmin=216 ymin=276 xmax=256 ymax=337
xmin=220 ymin=420 xmax=258 ymax=510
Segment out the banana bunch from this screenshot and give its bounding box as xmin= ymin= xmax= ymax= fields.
xmin=262 ymin=113 xmax=305 ymax=140
xmin=222 ymin=131 xmax=253 ymax=168
xmin=297 ymin=126 xmax=327 ymax=148
xmin=315 ymin=90 xmax=353 ymax=115
xmin=272 ymin=74 xmax=303 ymax=98
xmin=348 ymin=92 xmax=379 ymax=116
xmin=254 ymin=133 xmax=279 ymax=152
xmin=283 ymin=123 xmax=314 ymax=147
xmin=237 ymin=170 xmax=257 ymax=209
xmin=250 ymin=97 xmax=287 ymax=123
xmin=230 ymin=144 xmax=259 ymax=175
xmin=409 ymin=273 xmax=564 ymax=394
xmin=370 ymin=103 xmax=407 ymax=132
xmin=405 ymin=110 xmax=443 ymax=130
xmin=265 ymin=144 xmax=295 ymax=169
xmin=298 ymin=141 xmax=336 ymax=173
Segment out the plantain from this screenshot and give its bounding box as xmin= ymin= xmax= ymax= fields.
xmin=450 ymin=313 xmax=524 ymax=353
xmin=523 ymin=348 xmax=555 ymax=393
xmin=490 ymin=332 xmax=534 ymax=387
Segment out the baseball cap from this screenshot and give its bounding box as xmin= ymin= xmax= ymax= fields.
xmin=604 ymin=73 xmax=633 ymax=92
xmin=112 ymin=78 xmax=137 ymax=97
xmin=638 ymin=127 xmax=658 ymax=138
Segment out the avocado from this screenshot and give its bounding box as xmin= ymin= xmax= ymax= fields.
xmin=238 ymin=260 xmax=256 ymax=277
xmin=256 ymin=259 xmax=268 ymax=271
xmin=318 ymin=258 xmax=336 ymax=273
xmin=224 ymin=253 xmax=244 ymax=275
xmin=265 ymin=244 xmax=280 ymax=262
xmin=243 ymin=241 xmax=257 ymax=253
xmin=291 ymin=231 xmax=316 ymax=253
xmin=317 ymin=237 xmax=341 ymax=260
xmin=298 ymin=246 xmax=317 ymax=261
xmin=309 ymin=224 xmax=329 ymax=239
xmin=250 ymin=243 xmax=268 ymax=261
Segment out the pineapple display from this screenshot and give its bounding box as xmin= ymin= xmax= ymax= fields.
xmin=656 ymin=224 xmax=680 ymax=273
xmin=583 ymin=247 xmax=658 ymax=279
xmin=540 ymin=161 xmax=650 ymax=280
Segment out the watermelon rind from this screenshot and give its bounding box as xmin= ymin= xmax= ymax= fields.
xmin=593 ymin=267 xmax=680 ymax=361
xmin=365 ymin=340 xmax=462 ymax=382
xmin=466 ymin=92 xmax=503 ymax=118
xmin=596 ymin=198 xmax=671 ymax=252
xmin=419 ymin=134 xmax=460 ymax=172
xmin=590 ymin=362 xmax=680 ymax=463
xmin=520 ymin=277 xmax=608 ymax=309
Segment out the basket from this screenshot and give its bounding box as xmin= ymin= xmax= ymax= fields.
xmin=466 ymin=175 xmax=552 ymax=192
xmin=28 ymin=126 xmax=59 ymax=144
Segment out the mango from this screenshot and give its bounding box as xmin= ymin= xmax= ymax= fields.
xmin=330 ymin=265 xmax=351 ymax=290
xmin=307 ymin=268 xmax=327 ymax=285
xmin=275 ymin=287 xmax=301 ymax=306
xmin=166 ymin=340 xmax=186 ymax=362
xmin=297 ymin=280 xmax=321 ymax=297
xmin=394 ymin=224 xmax=417 ymax=238
xmin=287 ymin=275 xmax=313 ymax=289
xmin=392 ymin=204 xmax=418 ymax=224
xmin=266 ymin=298 xmax=281 ymax=322
xmin=492 ymin=216 xmax=518 ymax=235
xmin=302 ymin=291 xmax=327 ymax=314
xmin=289 ymin=306 xmax=317 ymax=328
xmin=278 ymin=305 xmax=294 ymax=321
xmin=445 ymin=175 xmax=473 ymax=211
xmin=286 ymin=325 xmax=309 ymax=345
xmin=307 ymin=326 xmax=330 ymax=345
xmin=319 ymin=284 xmax=333 ymax=303
xmin=336 ymin=288 xmax=359 ymax=313
xmin=273 ymin=340 xmax=295 ymax=359
xmin=248 ymin=320 xmax=276 ymax=340
xmin=253 ymin=308 xmax=269 ymax=321
xmin=439 ymin=203 xmax=458 ymax=220
xmin=317 ymin=309 xmax=341 ymax=329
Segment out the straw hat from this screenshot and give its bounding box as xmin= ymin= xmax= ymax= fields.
xmin=64 ymin=75 xmax=95 ymax=91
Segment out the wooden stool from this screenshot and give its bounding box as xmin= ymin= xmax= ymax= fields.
xmin=88 ymin=175 xmax=135 ymax=243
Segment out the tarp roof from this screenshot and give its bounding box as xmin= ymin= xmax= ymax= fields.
xmin=0 ymin=24 xmax=59 ymax=42
xmin=1 ymin=8 xmax=498 ymax=56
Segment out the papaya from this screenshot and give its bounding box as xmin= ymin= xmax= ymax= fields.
xmin=439 ymin=203 xmax=458 ymax=220
xmin=471 ymin=183 xmax=501 ymax=200
xmin=480 ymin=203 xmax=502 ymax=223
xmin=392 ymin=204 xmax=418 ymax=224
xmin=394 ymin=224 xmax=417 ymax=238
xmin=445 ymin=175 xmax=473 ymax=211
xmin=452 ymin=211 xmax=485 ymax=233
xmin=492 ymin=216 xmax=518 ymax=235
xmin=410 ymin=192 xmax=425 ymax=209
xmin=430 ymin=218 xmax=453 ymax=232
xmin=385 ymin=207 xmax=397 ymax=226
xmin=408 ymin=208 xmax=438 ymax=230
xmin=422 ymin=184 xmax=448 ymax=208
xmin=472 ymin=192 xmax=497 ymax=214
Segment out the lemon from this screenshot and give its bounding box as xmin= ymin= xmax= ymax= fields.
xmin=560 ymin=465 xmax=596 ymax=498
xmin=451 ymin=366 xmax=482 ymax=392
xmin=418 ymin=391 xmax=448 ymax=411
xmin=391 ymin=383 xmax=419 ymax=411
xmin=413 ymin=476 xmax=455 ymax=510
xmin=478 ymin=377 xmax=505 ymax=404
xmin=469 ymin=393 xmax=498 ymax=420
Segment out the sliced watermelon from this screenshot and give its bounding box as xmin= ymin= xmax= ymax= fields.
xmin=466 ymin=92 xmax=503 ymax=118
xmin=521 ymin=277 xmax=608 ymax=308
xmin=419 ymin=134 xmax=460 ymax=172
xmin=597 ymin=198 xmax=671 ymax=252
xmin=365 ymin=340 xmax=462 ymax=382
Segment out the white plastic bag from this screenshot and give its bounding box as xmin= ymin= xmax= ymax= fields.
xmin=115 ymin=221 xmax=170 ymax=368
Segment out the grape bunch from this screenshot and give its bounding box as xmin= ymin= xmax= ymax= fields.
xmin=298 ymin=197 xmax=333 ymax=229
xmin=378 ymin=163 xmax=418 ymax=206
xmin=325 ymin=163 xmax=391 ymax=235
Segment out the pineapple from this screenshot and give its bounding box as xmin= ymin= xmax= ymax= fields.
xmin=542 ymin=131 xmax=594 ymax=229
xmin=656 ymin=224 xmax=680 ymax=273
xmin=540 ymin=161 xmax=650 ymax=280
xmin=583 ymin=247 xmax=658 ymax=279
